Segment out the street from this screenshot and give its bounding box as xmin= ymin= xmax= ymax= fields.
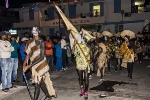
xmin=2 ymin=61 xmax=150 ymax=100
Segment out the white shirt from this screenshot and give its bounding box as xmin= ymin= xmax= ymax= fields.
xmin=61 ymin=39 xmax=67 ymax=49
xmin=0 ymin=40 xmax=14 ymax=58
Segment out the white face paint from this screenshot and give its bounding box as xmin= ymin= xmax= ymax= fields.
xmin=32 ymin=27 xmax=39 ymax=36
xmin=104 ymin=36 xmax=107 ymax=40
xmin=124 ymin=37 xmax=128 ymax=41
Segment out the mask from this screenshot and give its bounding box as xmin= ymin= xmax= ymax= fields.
xmin=32 ymin=27 xmax=39 ymax=36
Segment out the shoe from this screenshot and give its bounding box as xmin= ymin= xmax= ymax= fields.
xmin=63 ymin=68 xmax=66 ymax=70
xmin=10 ymin=85 xmax=17 ymax=88
xmin=84 ymin=92 xmax=88 ymax=100
xmin=65 ymin=67 xmax=67 ymax=70
xmin=44 ymin=95 xmax=52 ymax=100
xmin=80 ymin=89 xmax=85 ymax=97
xmin=128 ymin=74 xmax=130 ymax=77
xmin=13 ymin=79 xmax=20 ymax=83
xmin=89 ymin=75 xmax=92 ymax=79
xmin=99 ymin=79 xmax=104 ymax=83
xmin=2 ymin=88 xmax=10 ymax=92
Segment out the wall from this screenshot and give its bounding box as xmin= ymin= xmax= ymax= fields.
xmin=17 ymin=29 xmax=31 ymax=37
xmin=124 ymin=22 xmax=144 ymax=33
xmin=42 ymin=25 xmax=81 ymax=36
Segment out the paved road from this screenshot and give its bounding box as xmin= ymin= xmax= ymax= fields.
xmin=2 ymin=61 xmax=150 ymax=100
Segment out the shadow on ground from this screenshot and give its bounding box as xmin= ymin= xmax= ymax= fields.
xmin=90 ymin=80 xmax=138 ymax=92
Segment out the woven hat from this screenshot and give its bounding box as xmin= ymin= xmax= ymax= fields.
xmin=99 ymin=43 xmax=107 ymax=53
xmin=102 ymin=31 xmax=113 ymax=37
xmin=121 ymin=30 xmax=135 ymax=39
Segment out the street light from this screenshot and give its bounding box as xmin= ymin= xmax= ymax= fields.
xmin=120 ymin=10 xmax=125 ymax=22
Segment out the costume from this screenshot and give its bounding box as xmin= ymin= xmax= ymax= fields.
xmin=97 ymin=43 xmax=107 ymax=82
xmin=114 ymin=40 xmax=122 ymax=71
xmin=102 ymin=31 xmax=113 ymax=74
xmin=73 ymin=30 xmax=91 ymax=100
xmin=134 ymin=39 xmax=142 ymax=63
xmin=25 ymin=26 xmax=56 ymax=100
xmin=120 ymin=30 xmax=136 ymax=80
xmin=74 ymin=43 xmax=90 ymax=100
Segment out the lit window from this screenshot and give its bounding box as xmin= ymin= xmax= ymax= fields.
xmin=133 ymin=0 xmax=145 ymax=13
xmin=93 ymin=5 xmax=100 ymax=17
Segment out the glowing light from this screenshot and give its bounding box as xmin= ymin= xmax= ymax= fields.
xmin=5 ymin=0 xmax=9 ymax=8
xmin=135 ymin=2 xmax=143 ymax=5
xmin=74 ymin=0 xmax=77 ymax=2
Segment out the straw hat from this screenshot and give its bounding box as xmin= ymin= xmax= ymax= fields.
xmin=102 ymin=31 xmax=113 ymax=37
xmin=99 ymin=43 xmax=107 ymax=53
xmin=121 ymin=30 xmax=135 ymax=39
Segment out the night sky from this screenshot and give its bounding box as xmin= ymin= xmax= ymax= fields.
xmin=0 ymin=0 xmax=58 ymax=8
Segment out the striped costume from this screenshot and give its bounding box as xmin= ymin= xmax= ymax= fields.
xmin=25 ymin=38 xmax=56 ymax=96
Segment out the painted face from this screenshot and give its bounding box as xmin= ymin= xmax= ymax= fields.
xmin=32 ymin=27 xmax=39 ymax=36
xmin=104 ymin=36 xmax=107 ymax=40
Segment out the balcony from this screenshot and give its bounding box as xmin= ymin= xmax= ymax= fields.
xmin=41 ymin=14 xmax=104 ymax=27
xmin=13 ymin=13 xmax=104 ymax=28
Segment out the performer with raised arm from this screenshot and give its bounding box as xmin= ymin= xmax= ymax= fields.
xmin=23 ymin=26 xmax=56 ymax=100
xmin=73 ymin=33 xmax=90 ymax=100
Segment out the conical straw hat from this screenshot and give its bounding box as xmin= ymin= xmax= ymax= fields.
xmin=102 ymin=31 xmax=113 ymax=37
xmin=121 ymin=30 xmax=135 ymax=39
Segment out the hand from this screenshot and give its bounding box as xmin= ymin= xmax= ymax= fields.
xmin=23 ymin=65 xmax=31 ymax=72
xmin=37 ymin=45 xmax=40 ymax=49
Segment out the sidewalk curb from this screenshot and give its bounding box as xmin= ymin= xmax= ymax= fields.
xmin=0 ymin=86 xmax=26 ymax=100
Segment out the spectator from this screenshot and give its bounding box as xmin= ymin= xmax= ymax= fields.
xmin=55 ymin=39 xmax=62 ymax=71
xmin=61 ymin=35 xmax=67 ymax=70
xmin=10 ymin=35 xmax=20 ymax=82
xmin=45 ymin=36 xmax=54 ymax=73
xmin=7 ymin=33 xmax=11 ymax=42
xmin=20 ymin=37 xmax=31 ymax=81
xmin=0 ymin=31 xmax=16 ymax=92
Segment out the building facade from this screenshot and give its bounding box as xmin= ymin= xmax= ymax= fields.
xmin=13 ymin=0 xmax=150 ymax=36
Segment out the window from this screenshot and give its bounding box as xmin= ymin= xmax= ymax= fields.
xmin=93 ymin=5 xmax=100 ymax=17
xmin=115 ymin=25 xmax=124 ymax=32
xmin=132 ymin=0 xmax=145 ymax=13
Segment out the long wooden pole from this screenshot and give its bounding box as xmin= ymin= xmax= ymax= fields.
xmin=53 ymin=2 xmax=89 ymax=63
xmin=70 ymin=30 xmax=89 ymax=62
